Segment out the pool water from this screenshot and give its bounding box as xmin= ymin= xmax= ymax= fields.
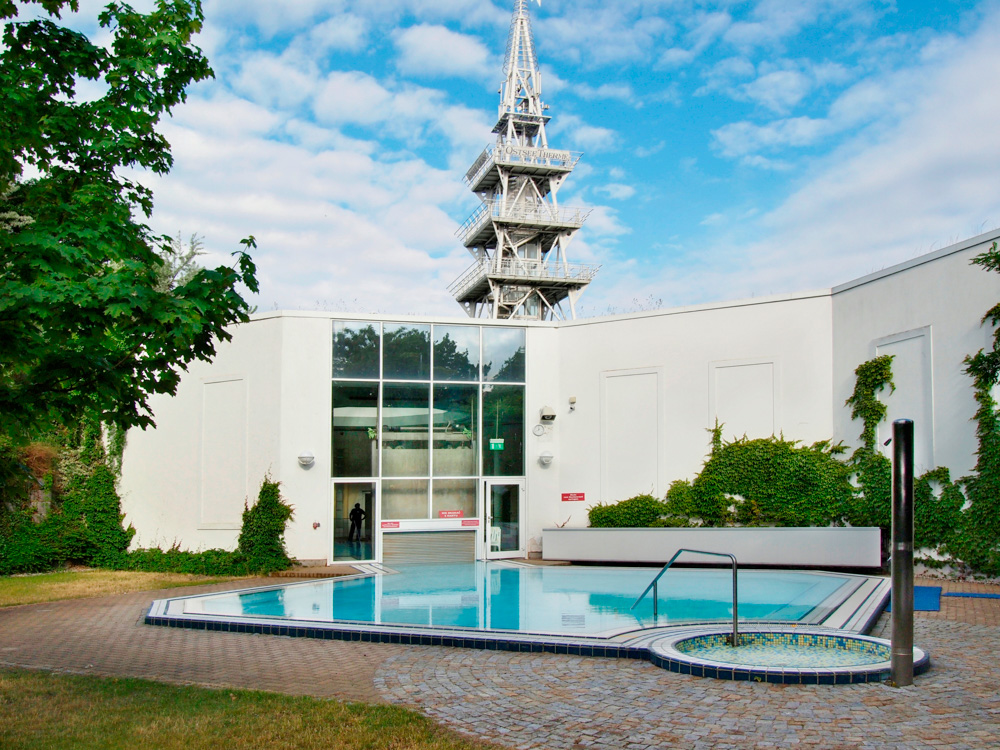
xmin=676 ymin=632 xmax=891 ymax=668
xmin=173 ymin=562 xmax=862 ymax=638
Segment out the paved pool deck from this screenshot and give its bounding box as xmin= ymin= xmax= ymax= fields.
xmin=1 ymin=573 xmax=998 ymax=749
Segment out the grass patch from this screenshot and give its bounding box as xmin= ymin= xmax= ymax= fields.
xmin=0 ymin=570 xmax=245 ymax=608
xmin=0 ymin=669 xmax=499 ymax=750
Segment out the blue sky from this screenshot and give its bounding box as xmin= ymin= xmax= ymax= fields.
xmin=48 ymin=0 xmax=1000 ymax=316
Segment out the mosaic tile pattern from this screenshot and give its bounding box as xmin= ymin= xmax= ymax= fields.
xmin=650 ymin=627 xmax=928 ymax=684
xmin=676 ymin=632 xmax=890 ymax=667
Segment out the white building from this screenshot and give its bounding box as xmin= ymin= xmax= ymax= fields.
xmin=119 ymin=228 xmax=1000 ymax=566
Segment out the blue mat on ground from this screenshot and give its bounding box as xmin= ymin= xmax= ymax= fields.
xmin=886 ymin=585 xmax=941 ymax=612
xmin=942 ymin=592 xmax=1000 ymax=599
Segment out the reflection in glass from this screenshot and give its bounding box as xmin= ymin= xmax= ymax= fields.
xmin=490 ymin=484 xmax=520 ymax=552
xmin=382 ymin=478 xmax=429 ymax=519
xmin=432 ymin=478 xmax=477 ymax=519
xmin=382 ymin=384 xmax=430 ymax=477
xmin=432 ymin=384 xmax=478 ymax=476
xmin=333 ymin=483 xmax=375 ymax=561
xmin=482 ymin=385 xmax=524 ymax=476
xmin=383 ymin=324 xmax=430 ymax=380
xmin=433 ymin=326 xmax=479 ymax=381
xmin=333 ymin=322 xmax=380 ymax=379
xmin=332 ymin=382 xmax=378 ymax=477
xmin=483 ymin=327 xmax=525 ymax=382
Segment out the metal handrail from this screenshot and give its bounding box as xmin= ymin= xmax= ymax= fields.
xmin=455 ymin=200 xmax=592 ymax=245
xmin=448 ymin=258 xmax=601 ymax=298
xmin=630 ymin=548 xmax=740 ymax=646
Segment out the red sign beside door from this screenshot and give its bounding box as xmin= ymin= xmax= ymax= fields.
xmin=438 ymin=510 xmax=464 ymax=519
xmin=561 ymin=492 xmax=586 ymax=502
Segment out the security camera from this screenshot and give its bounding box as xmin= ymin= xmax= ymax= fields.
xmin=539 ymin=406 xmax=557 ymax=422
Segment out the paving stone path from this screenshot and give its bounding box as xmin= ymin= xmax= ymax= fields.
xmin=1 ymin=574 xmax=998 ymax=748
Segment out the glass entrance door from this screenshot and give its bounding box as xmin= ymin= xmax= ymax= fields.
xmin=485 ymin=479 xmax=524 ymax=559
xmin=332 ymin=482 xmax=376 ymax=562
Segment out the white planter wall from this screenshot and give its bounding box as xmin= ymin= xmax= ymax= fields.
xmin=542 ymin=527 xmax=882 ymax=568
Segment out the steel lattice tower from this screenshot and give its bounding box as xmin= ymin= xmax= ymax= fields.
xmin=449 ymin=0 xmax=599 ymax=320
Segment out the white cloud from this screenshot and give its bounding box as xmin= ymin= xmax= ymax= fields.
xmin=231 ymin=54 xmax=320 ymax=110
xmin=573 ymin=82 xmax=639 ymax=106
xmin=313 ymin=72 xmax=396 ymax=127
xmin=711 ymin=117 xmax=831 ymax=158
xmin=392 ymin=25 xmax=494 ymax=80
xmin=550 ymin=114 xmax=617 ymax=152
xmin=741 ymin=69 xmax=813 ymax=112
xmin=595 ymin=183 xmax=637 ymax=200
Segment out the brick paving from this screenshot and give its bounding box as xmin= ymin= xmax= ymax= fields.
xmin=1 ymin=574 xmax=999 ymax=748
xmin=0 ymin=578 xmax=406 ymax=704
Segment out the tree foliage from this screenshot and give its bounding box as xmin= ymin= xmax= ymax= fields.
xmin=0 ymin=1 xmax=258 ymax=437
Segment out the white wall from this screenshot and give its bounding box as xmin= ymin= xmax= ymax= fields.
xmin=535 ymin=291 xmax=835 ymax=544
xmin=275 ymin=315 xmax=335 ymax=561
xmin=831 ymin=229 xmax=1000 ymax=477
xmin=120 ymin=317 xmax=283 ymax=551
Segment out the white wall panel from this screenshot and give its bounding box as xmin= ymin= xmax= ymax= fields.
xmin=876 ymin=329 xmax=934 ymax=473
xmin=712 ymin=361 xmax=775 ymax=440
xmin=601 ymin=369 xmax=660 ymax=502
xmin=199 ymin=378 xmax=248 ymax=527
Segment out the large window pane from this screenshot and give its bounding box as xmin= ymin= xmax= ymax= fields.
xmin=383 ymin=324 xmax=430 ymax=380
xmin=433 ymin=384 xmax=478 ymax=476
xmin=333 ymin=322 xmax=380 ymax=379
xmin=482 ymin=385 xmax=524 ymax=476
xmin=382 ymin=384 xmax=430 ymax=476
xmin=383 ymin=479 xmax=429 ymax=519
xmin=332 ymin=383 xmax=378 ymax=477
xmin=483 ymin=327 xmax=525 ymax=383
xmin=434 ymin=326 xmax=479 ymax=381
xmin=433 ymin=479 xmax=477 ymax=519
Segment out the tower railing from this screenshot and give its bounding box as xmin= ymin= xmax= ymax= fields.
xmin=448 ymin=257 xmax=600 ymax=299
xmin=456 ymin=200 xmax=592 ymax=246
xmin=464 ymin=145 xmax=582 ymax=186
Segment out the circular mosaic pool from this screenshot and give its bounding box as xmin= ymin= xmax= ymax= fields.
xmin=649 ymin=628 xmax=930 ymax=684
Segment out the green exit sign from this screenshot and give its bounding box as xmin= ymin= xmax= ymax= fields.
xmin=489 ymin=439 xmax=505 ymax=451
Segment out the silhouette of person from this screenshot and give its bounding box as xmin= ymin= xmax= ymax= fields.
xmin=348 ymin=502 xmax=366 ymax=542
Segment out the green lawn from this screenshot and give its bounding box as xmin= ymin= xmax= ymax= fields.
xmin=0 ymin=669 xmax=500 ymax=750
xmin=0 ymin=570 xmax=244 ymax=608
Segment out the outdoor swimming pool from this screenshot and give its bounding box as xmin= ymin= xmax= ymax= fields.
xmin=151 ymin=561 xmax=880 ymax=639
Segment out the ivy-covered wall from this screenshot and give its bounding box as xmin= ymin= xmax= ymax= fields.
xmin=0 ymin=417 xmax=295 ymax=576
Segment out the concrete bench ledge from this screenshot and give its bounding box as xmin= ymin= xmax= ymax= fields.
xmin=542 ymin=526 xmax=881 ymax=568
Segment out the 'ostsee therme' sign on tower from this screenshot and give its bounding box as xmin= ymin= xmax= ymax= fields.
xmin=449 ymin=0 xmax=599 ymax=320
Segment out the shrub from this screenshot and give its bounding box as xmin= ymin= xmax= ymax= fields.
xmin=237 ymin=477 xmax=294 ymax=573
xmin=588 ymin=494 xmax=669 ymax=528
xmin=663 ymin=435 xmax=855 ymax=528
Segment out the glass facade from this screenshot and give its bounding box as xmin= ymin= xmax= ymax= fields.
xmin=331 ymin=322 xmax=526 ymax=525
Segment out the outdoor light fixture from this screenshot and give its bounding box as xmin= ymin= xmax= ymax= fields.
xmin=569 ymin=396 xmax=577 ymax=412
xmin=297 ymin=451 xmax=315 ymax=467
xmin=540 ymin=406 xmax=557 ymax=421
xmin=539 ymin=451 xmax=554 ymax=466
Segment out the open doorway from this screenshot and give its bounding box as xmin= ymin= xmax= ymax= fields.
xmin=332 ymin=482 xmax=376 ymax=562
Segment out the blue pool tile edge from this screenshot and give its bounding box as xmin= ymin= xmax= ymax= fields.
xmin=144 ymin=607 xmax=930 ymax=684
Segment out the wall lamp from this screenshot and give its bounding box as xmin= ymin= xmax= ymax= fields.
xmin=539 ymin=451 xmax=554 ymax=466
xmin=297 ymin=451 xmax=315 ymax=467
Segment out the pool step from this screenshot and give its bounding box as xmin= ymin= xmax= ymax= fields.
xmin=822 ymin=577 xmax=890 ymax=632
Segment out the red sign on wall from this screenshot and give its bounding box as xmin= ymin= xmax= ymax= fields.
xmin=561 ymin=492 xmax=586 ymax=502
xmin=461 ymin=519 xmax=480 ymax=527
xmin=438 ymin=510 xmax=464 ymax=519
xmin=380 ymin=521 xmax=400 ymax=529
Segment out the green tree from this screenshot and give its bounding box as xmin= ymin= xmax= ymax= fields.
xmin=0 ymin=1 xmax=258 ymax=438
